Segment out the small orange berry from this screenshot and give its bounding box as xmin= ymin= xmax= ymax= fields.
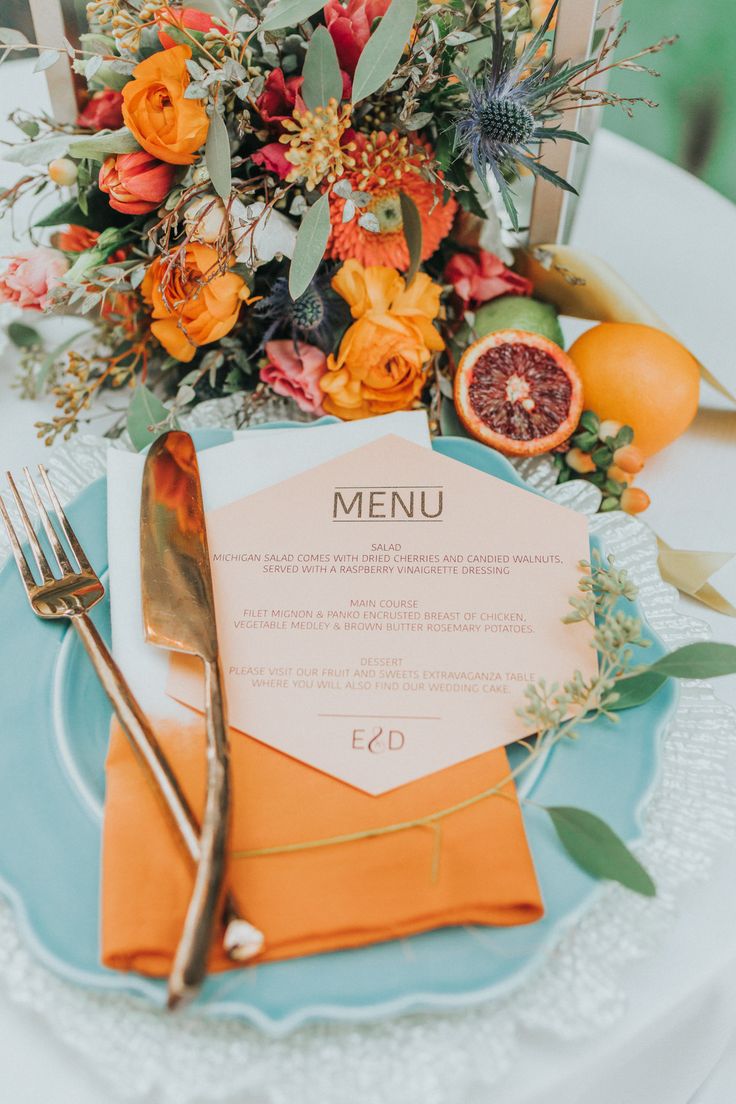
xmin=607 ymin=464 xmax=633 ymax=485
xmin=613 ymin=444 xmax=645 ymax=474
xmin=48 ymin=157 xmax=78 ymax=186
xmin=565 ymin=447 xmax=597 ymax=474
xmin=620 ymin=487 xmax=651 ymax=514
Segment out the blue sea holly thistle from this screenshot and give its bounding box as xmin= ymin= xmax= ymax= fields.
xmin=453 ymin=0 xmax=590 ymax=230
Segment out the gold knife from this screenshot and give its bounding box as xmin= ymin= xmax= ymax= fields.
xmin=140 ymin=430 xmax=233 ymax=1009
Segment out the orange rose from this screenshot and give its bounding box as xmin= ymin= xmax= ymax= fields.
xmin=141 ymin=244 xmax=247 ymax=362
xmin=122 ymin=45 xmax=209 ymax=166
xmin=320 ymin=259 xmax=444 ymax=420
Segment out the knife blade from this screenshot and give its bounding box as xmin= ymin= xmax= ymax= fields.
xmin=140 ymin=429 xmax=232 ymax=1009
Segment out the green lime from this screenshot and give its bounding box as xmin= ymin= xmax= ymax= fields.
xmin=472 ymin=295 xmax=565 ymax=348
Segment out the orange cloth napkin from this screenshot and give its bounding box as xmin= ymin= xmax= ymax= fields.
xmin=101 ymin=718 xmax=543 ymax=974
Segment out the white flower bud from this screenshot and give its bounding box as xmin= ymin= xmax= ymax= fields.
xmin=184 ymin=195 xmax=228 ymax=243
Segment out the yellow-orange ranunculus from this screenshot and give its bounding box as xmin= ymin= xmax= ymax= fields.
xmin=320 ymin=260 xmax=444 ymax=420
xmin=141 ymin=244 xmax=247 ymax=362
xmin=122 ymin=45 xmax=209 ymax=166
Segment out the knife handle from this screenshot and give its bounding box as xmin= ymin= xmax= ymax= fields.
xmin=167 ymin=655 xmax=231 ymax=1010
xmin=73 ymin=614 xmax=262 ymax=965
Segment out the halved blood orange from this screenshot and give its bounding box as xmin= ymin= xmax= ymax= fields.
xmin=454 ymin=329 xmax=583 ymax=457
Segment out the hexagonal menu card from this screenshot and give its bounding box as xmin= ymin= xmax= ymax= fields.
xmin=168 ymin=435 xmax=595 ymax=794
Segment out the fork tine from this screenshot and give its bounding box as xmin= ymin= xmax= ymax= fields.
xmin=0 ymin=492 xmax=38 ymax=595
xmin=24 ymin=467 xmax=75 ymax=575
xmin=38 ymin=465 xmax=93 ymax=574
xmin=5 ymin=472 xmax=54 ymax=583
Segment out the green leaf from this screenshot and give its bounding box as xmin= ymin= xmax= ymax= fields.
xmin=288 ymin=192 xmax=331 ymax=300
xmin=399 ymin=191 xmax=422 ymax=287
xmin=68 ymin=127 xmax=140 ymax=161
xmin=352 ymin=0 xmax=418 ymax=104
xmin=646 ymin=641 xmax=736 ymax=680
xmin=545 ymin=806 xmax=656 ymax=897
xmin=610 ymin=643 xmax=736 ymax=711
xmin=205 ymin=107 xmax=232 ymax=200
xmin=34 ymin=51 xmax=62 ymax=73
xmin=3 ymin=133 xmax=71 ymax=166
xmin=579 ymin=410 xmax=600 ymax=433
xmin=126 ymin=385 xmax=176 ymax=452
xmin=609 ymin=670 xmax=667 ymax=711
xmin=260 ymin=0 xmax=325 ymax=31
xmin=7 ymin=321 xmax=41 ymax=349
xmin=614 ymin=424 xmax=634 ymax=448
xmin=34 ymin=197 xmax=86 ymax=228
xmin=301 ymin=26 xmax=343 ymax=110
xmin=439 ymin=398 xmax=469 ymax=438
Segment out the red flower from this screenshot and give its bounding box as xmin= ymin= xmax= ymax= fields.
xmin=55 ymin=225 xmax=100 ymax=253
xmin=256 ymin=69 xmax=305 ymax=130
xmin=54 ymin=225 xmax=127 ymax=261
xmin=99 ymin=151 xmax=176 ymax=215
xmin=255 ymin=68 xmax=351 ymax=132
xmin=251 ymin=141 xmax=293 ymax=180
xmin=156 ymin=5 xmax=225 ymax=49
xmin=77 ymin=89 xmax=124 ymax=131
xmin=324 ymin=0 xmax=391 ymax=76
xmin=444 ymin=251 xmax=533 ymax=308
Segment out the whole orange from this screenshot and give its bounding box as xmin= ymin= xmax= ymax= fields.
xmin=568 ymin=323 xmax=700 ymax=456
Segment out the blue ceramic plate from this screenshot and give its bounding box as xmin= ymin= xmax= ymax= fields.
xmin=0 ymin=427 xmax=675 ymax=1033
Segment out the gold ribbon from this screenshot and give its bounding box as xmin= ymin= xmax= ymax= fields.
xmin=516 ymin=244 xmax=736 ymax=617
xmin=517 ymin=244 xmax=736 ymax=407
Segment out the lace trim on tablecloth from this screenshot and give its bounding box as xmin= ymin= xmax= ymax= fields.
xmin=0 ymin=407 xmax=733 ymax=1104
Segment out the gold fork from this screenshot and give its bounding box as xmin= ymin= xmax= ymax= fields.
xmin=0 ymin=465 xmax=262 ymax=967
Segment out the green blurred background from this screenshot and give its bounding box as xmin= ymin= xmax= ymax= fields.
xmin=606 ymin=0 xmax=735 ymax=202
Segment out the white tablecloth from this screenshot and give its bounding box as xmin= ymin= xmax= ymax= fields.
xmin=1 ymin=61 xmax=735 ymax=1104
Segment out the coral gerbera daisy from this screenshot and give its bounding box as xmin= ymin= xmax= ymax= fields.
xmin=326 ymin=130 xmax=457 ymax=269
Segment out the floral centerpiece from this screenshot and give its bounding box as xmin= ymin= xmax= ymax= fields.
xmin=0 ymin=0 xmax=678 ymax=514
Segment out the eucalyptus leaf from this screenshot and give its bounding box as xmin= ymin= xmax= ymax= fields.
xmin=399 ymin=191 xmax=422 ymax=286
xmin=34 ymin=198 xmax=83 ymax=228
xmin=85 ymin=54 xmax=103 ymax=79
xmin=301 ymin=26 xmax=342 ymax=110
xmin=288 ymin=192 xmax=331 ymax=299
xmin=609 ymin=670 xmax=667 ymax=711
xmin=205 ymin=108 xmax=232 ymax=200
xmin=7 ymin=321 xmax=41 ymax=349
xmin=546 ymin=806 xmax=656 ymax=897
xmin=68 ymin=127 xmax=140 ymax=161
xmin=611 ymin=642 xmax=736 ymax=711
xmin=126 ymin=385 xmax=176 ymax=452
xmin=645 ymin=642 xmax=736 ymax=680
xmin=3 ymin=133 xmax=71 ymax=166
xmin=260 ymin=0 xmax=325 ymax=32
xmin=403 ymin=111 xmax=433 ymax=131
xmin=352 ymin=0 xmax=418 ymax=104
xmin=0 ymin=28 xmax=29 ymax=47
xmin=34 ymin=51 xmax=62 ymax=73
xmin=79 ymin=32 xmax=115 ymax=55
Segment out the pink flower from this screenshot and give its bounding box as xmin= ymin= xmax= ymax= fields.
xmin=260 ymin=340 xmax=327 ymax=414
xmin=77 ymin=89 xmax=124 ymax=130
xmin=251 ymin=142 xmax=292 ymax=180
xmin=324 ymin=0 xmax=391 ymax=76
xmin=444 ymin=251 xmax=533 ymax=308
xmin=0 ymin=248 xmax=69 ymax=311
